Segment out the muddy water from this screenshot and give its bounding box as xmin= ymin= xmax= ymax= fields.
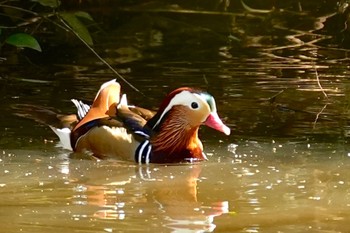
xmin=2 ymin=1 xmax=350 ymax=232
xmin=1 ymin=141 xmax=349 ymax=233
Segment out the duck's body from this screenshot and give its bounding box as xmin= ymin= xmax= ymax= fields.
xmin=73 ymin=122 xmax=139 ymax=160
xmin=19 ymin=79 xmax=230 ymax=163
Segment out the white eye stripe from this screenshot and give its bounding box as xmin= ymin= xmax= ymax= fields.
xmin=152 ymin=91 xmax=208 ymax=129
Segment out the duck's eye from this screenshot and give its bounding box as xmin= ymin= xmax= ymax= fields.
xmin=191 ymin=102 xmax=199 ymax=109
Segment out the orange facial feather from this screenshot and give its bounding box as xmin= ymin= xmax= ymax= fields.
xmin=150 ymin=106 xmax=205 ymax=162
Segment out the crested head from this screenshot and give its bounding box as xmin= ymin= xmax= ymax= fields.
xmin=157 ymin=87 xmax=196 ymax=114
xmin=147 ymin=88 xmax=201 ymax=129
xmin=145 ymin=87 xmax=230 ymax=163
xmin=146 ymin=87 xmax=230 ymax=134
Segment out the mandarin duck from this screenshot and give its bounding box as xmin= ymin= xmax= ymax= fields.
xmin=18 ymin=79 xmax=230 ymax=163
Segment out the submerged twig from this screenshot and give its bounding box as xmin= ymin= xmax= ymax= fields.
xmin=267 ymin=89 xmax=285 ymax=104
xmin=203 ymin=74 xmax=208 ymax=86
xmin=314 ymin=67 xmax=328 ymax=98
xmin=313 ymin=103 xmax=328 ymax=129
xmin=312 ymin=66 xmax=329 ymax=127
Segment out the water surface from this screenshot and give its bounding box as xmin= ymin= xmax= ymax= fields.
xmin=1 ymin=1 xmax=350 ymax=232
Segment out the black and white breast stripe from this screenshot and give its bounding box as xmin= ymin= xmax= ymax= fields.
xmin=134 ymin=130 xmax=150 ymax=139
xmin=135 ymin=140 xmax=152 ymax=164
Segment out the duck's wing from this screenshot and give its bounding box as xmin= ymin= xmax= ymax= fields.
xmin=73 ymin=79 xmax=121 ymax=131
xmin=71 ymin=81 xmax=153 ymax=157
xmin=72 ymin=81 xmax=153 ymax=139
xmin=71 ymin=99 xmax=90 ymax=120
xmin=129 ymin=106 xmax=156 ymax=121
xmin=116 ymin=94 xmax=151 ymax=139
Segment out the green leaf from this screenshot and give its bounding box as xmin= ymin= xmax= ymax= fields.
xmin=74 ymin=11 xmax=94 ymax=21
xmin=31 ymin=0 xmax=61 ymax=8
xmin=5 ymin=33 xmax=42 ymax=52
xmin=60 ymin=12 xmax=93 ymax=46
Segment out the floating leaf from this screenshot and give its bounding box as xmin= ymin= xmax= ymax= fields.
xmin=60 ymin=12 xmax=93 ymax=46
xmin=5 ymin=33 xmax=42 ymax=52
xmin=31 ymin=0 xmax=61 ymax=8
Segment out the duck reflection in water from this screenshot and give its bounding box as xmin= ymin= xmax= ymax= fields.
xmin=65 ymin=162 xmax=229 ymax=232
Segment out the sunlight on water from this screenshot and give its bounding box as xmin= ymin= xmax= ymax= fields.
xmin=1 ymin=1 xmax=350 ymax=232
xmin=0 ymin=140 xmax=349 ymax=233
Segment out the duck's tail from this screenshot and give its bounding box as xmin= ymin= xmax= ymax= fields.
xmin=12 ymin=104 xmax=78 ymax=150
xmin=49 ymin=126 xmax=72 ymax=150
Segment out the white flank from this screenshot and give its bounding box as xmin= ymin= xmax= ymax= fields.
xmin=49 ymin=126 xmax=72 ymax=150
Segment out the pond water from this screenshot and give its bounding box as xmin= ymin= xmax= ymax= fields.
xmin=1 ymin=1 xmax=350 ymax=232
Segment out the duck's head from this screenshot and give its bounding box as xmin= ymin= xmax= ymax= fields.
xmin=145 ymin=87 xmax=230 ymax=162
xmin=147 ymin=87 xmax=230 ymax=135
